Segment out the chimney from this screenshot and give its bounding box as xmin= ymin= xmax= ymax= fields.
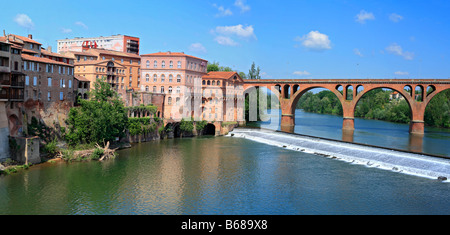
xmin=47 ymin=46 xmax=52 ymax=52
xmin=28 ymin=34 xmax=32 ymax=39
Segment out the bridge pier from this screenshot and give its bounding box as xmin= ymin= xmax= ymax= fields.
xmin=409 ymin=121 xmax=424 ymax=135
xmin=280 ymin=114 xmax=295 ymax=133
xmin=343 ymin=117 xmax=355 ymax=131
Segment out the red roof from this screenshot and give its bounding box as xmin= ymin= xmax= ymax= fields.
xmin=203 ymin=71 xmax=239 ymax=79
xmin=8 ymin=34 xmax=42 ymax=45
xmin=141 ymin=51 xmax=207 ymax=61
xmin=21 ymin=54 xmax=74 ymax=67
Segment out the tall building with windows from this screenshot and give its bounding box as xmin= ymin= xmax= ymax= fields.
xmin=140 ymin=51 xmax=208 ymax=120
xmin=62 ymin=48 xmax=141 ymax=91
xmin=57 ymin=35 xmax=140 ymax=55
xmin=0 ymin=33 xmax=76 ymax=137
xmin=201 ymin=71 xmax=244 ymax=122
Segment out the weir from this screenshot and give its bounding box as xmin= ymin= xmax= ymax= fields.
xmin=228 ymin=128 xmax=450 ymax=181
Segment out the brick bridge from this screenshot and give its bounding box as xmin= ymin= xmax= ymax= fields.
xmin=243 ymin=79 xmax=450 ymax=135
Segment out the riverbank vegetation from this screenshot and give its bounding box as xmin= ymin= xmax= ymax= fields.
xmin=295 ymin=88 xmax=450 ymax=128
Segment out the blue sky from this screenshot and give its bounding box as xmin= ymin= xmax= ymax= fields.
xmin=2 ymin=0 xmax=450 ymax=79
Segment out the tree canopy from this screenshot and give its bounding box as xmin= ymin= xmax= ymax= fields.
xmin=65 ymin=78 xmax=129 ymax=146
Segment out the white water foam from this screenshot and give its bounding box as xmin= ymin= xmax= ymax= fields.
xmin=227 ymin=128 xmax=450 ymax=181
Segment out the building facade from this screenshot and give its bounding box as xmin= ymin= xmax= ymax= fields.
xmin=140 ymin=52 xmax=208 ymax=120
xmin=57 ymin=35 xmax=140 ymax=55
xmin=201 ymin=71 xmax=245 ymax=122
xmin=62 ymin=48 xmax=141 ymax=91
xmin=0 ymin=34 xmax=76 ymax=138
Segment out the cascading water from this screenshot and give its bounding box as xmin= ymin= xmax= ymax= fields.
xmin=228 ymin=128 xmax=450 ymax=181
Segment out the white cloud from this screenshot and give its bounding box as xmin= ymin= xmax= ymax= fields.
xmin=215 ymin=24 xmax=256 ymax=39
xmin=189 ymin=43 xmax=207 ymax=53
xmin=261 ymin=72 xmax=272 ymax=78
xmin=234 ymin=0 xmax=250 ymax=13
xmin=354 ymin=48 xmax=363 ymax=57
xmin=14 ymin=14 xmax=34 ymax=29
xmin=389 ymin=13 xmax=403 ymax=23
xmin=296 ymin=31 xmax=332 ymax=51
xmin=213 ymin=4 xmax=233 ymax=17
xmin=386 ymin=43 xmax=414 ymax=60
xmin=293 ymin=71 xmax=311 ymax=76
xmin=394 ymin=71 xmax=409 ymax=76
xmin=214 ymin=36 xmax=238 ymax=46
xmin=356 ymin=10 xmax=375 ymax=24
xmin=61 ymin=28 xmax=73 ymax=34
xmin=75 ymin=21 xmax=88 ymax=29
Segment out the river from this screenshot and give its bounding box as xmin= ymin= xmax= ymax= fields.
xmin=0 ymin=111 xmax=449 ymax=215
xmin=253 ymin=109 xmax=450 ymax=157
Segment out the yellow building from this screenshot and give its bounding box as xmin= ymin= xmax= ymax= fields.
xmin=62 ymin=48 xmax=141 ymax=90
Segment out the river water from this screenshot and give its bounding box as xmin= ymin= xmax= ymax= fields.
xmin=0 ymin=111 xmax=449 ymax=215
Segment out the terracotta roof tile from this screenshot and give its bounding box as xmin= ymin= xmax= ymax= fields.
xmin=203 ymin=71 xmax=238 ymax=79
xmin=8 ymin=34 xmax=42 ymax=45
xmin=141 ymin=51 xmax=207 ymax=61
xmin=21 ymin=54 xmax=74 ymax=67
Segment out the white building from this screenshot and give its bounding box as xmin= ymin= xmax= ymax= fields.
xmin=57 ymin=34 xmax=140 ymax=55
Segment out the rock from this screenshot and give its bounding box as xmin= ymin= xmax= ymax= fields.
xmin=0 ymin=164 xmax=5 ymax=171
xmin=437 ymin=176 xmax=447 ymax=181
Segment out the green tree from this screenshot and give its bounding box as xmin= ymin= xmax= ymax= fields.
xmin=207 ymin=62 xmax=220 ymax=72
xmin=65 ymin=78 xmax=128 ymax=146
xmin=247 ymin=62 xmax=261 ymax=80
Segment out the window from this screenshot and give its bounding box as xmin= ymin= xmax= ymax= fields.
xmin=153 ymin=74 xmax=157 ymax=82
xmin=202 ymin=80 xmax=206 ymax=85
xmin=121 ymin=59 xmax=124 ymax=63
xmin=25 ymin=76 xmax=29 ymax=86
xmin=47 ymin=91 xmax=51 ymax=101
xmin=168 ymin=97 xmax=172 ymax=105
xmin=212 ymin=81 xmax=215 ymax=85
xmin=177 ymin=61 xmax=181 ymax=68
xmin=146 ymin=60 xmax=150 ymax=68
xmin=146 ymin=74 xmax=149 ymax=82
xmin=154 ymin=60 xmax=157 ymax=68
xmin=145 ymin=86 xmax=149 ymax=92
xmin=169 ymin=75 xmax=173 ymax=83
xmin=169 ymin=61 xmax=173 ymax=68
xmin=48 ymin=77 xmax=52 ymax=87
xmin=168 ymin=86 xmax=172 ymax=94
xmin=217 ymin=81 xmax=220 ymax=86
xmin=153 ymin=86 xmax=157 ymax=92
xmin=69 ymin=80 xmax=72 ymax=88
xmin=176 ymin=86 xmax=180 ymax=94
xmin=33 ymin=77 xmax=37 ymax=86
xmin=161 ymin=74 xmax=165 ymax=82
xmin=60 ymin=92 xmax=64 ymax=101
xmin=177 ymin=75 xmax=181 ymax=83
xmin=130 ymin=59 xmax=133 ymax=64
xmin=162 ymin=61 xmax=165 ymax=68
xmin=161 ymin=86 xmax=164 ymax=93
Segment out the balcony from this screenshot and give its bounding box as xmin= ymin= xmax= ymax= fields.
xmin=0 ymin=87 xmax=24 ymax=101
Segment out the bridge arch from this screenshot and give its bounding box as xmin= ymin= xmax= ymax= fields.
xmin=353 ymin=87 xmax=413 ymax=129
xmin=290 ymin=85 xmax=344 ymax=115
xmin=243 ymin=85 xmax=282 ymax=122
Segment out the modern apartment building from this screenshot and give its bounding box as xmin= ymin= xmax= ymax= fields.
xmin=57 ymin=35 xmax=140 ymax=55
xmin=140 ymin=51 xmax=208 ymax=120
xmin=62 ymin=48 xmax=141 ymax=91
